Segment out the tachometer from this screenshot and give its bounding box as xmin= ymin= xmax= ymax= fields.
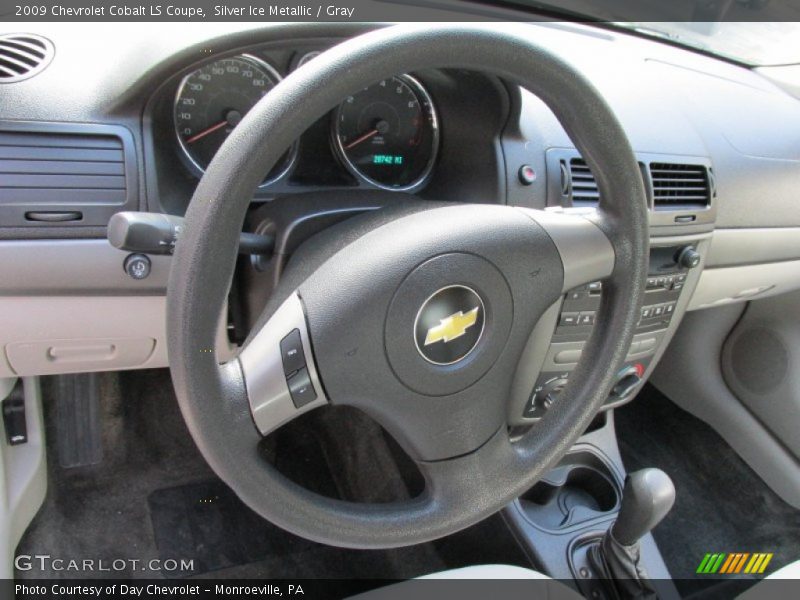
xmin=174 ymin=55 xmax=294 ymax=185
xmin=333 ymin=75 xmax=438 ymax=191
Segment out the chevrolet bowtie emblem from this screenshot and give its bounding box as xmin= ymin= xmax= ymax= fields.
xmin=414 ymin=285 xmax=486 ymax=365
xmin=424 ymin=307 xmax=480 ymax=346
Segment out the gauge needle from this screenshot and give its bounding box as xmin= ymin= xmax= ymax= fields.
xmin=185 ymin=120 xmax=228 ymax=144
xmin=344 ymin=128 xmax=379 ymax=150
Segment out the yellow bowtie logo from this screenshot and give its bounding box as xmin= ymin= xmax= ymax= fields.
xmin=424 ymin=307 xmax=480 ymax=346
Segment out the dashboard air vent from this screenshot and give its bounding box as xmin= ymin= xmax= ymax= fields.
xmin=0 ymin=34 xmax=54 ymax=83
xmin=649 ymin=162 xmax=710 ymax=209
xmin=567 ymin=158 xmax=599 ymax=204
xmin=0 ymin=130 xmax=127 ymax=208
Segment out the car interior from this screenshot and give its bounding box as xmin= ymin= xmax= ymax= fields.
xmin=1 ymin=13 xmax=800 ymax=600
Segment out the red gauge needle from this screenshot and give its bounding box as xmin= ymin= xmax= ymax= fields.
xmin=344 ymin=128 xmax=379 ymax=150
xmin=185 ymin=120 xmax=228 ymax=144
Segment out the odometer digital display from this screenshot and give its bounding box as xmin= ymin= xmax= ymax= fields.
xmin=333 ymin=75 xmax=438 ymax=191
xmin=174 ymin=55 xmax=294 ymax=185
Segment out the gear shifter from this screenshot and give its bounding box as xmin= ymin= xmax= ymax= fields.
xmin=590 ymin=469 xmax=675 ymax=599
xmin=613 ymin=468 xmax=676 ymax=546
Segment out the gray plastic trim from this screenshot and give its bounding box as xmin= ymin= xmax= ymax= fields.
xmin=0 ymin=239 xmax=169 ymax=295
xmin=707 ymin=228 xmax=800 ymax=268
xmin=0 ymin=378 xmax=47 ymax=577
xmin=0 ymin=296 xmax=234 ymax=378
xmin=689 ymin=260 xmax=800 ymax=311
xmin=721 ymin=291 xmax=800 ymax=462
xmin=542 ymin=330 xmax=667 ymax=372
xmin=652 ymin=303 xmax=800 ymax=508
xmin=238 ymin=292 xmax=327 ymax=435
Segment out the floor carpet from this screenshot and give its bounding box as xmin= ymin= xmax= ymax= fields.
xmin=15 ymin=369 xmax=528 ymax=588
xmin=616 ymin=384 xmax=800 ymax=598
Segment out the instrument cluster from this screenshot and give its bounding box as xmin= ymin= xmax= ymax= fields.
xmin=173 ymin=51 xmax=439 ymax=193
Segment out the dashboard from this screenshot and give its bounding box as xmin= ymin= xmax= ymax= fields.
xmin=1 ymin=21 xmax=800 ymax=415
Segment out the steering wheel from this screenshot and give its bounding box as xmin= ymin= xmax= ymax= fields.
xmin=167 ymin=24 xmax=648 ymax=549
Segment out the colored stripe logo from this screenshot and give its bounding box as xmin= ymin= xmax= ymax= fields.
xmin=696 ymin=553 xmax=773 ymax=574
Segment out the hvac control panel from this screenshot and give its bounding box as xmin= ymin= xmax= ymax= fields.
xmin=523 ymin=244 xmax=699 ymax=420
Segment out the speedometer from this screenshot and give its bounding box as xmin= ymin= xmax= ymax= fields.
xmin=174 ymin=55 xmax=294 ymax=185
xmin=333 ymin=75 xmax=439 ymax=191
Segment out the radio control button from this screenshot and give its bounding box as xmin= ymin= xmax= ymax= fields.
xmin=280 ymin=329 xmax=306 ymax=376
xmin=559 ymin=312 xmax=579 ymax=326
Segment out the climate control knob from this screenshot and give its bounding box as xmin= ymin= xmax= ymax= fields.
xmin=610 ymin=366 xmax=643 ymax=402
xmin=526 ymin=376 xmax=569 ymax=419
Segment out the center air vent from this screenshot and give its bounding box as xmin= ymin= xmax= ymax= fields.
xmin=0 ymin=34 xmax=54 ymax=83
xmin=566 ymin=158 xmax=599 ymax=205
xmin=649 ymin=162 xmax=711 ymax=209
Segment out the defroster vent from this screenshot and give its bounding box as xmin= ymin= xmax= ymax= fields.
xmin=0 ymin=34 xmax=54 ymax=83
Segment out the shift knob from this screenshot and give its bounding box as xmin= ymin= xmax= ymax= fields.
xmin=611 ymin=468 xmax=675 ymax=547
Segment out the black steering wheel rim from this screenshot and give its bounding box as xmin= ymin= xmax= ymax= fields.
xmin=167 ymin=23 xmax=649 ymax=549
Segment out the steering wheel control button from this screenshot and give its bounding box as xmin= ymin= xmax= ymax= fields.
xmin=123 ymin=253 xmax=151 ymax=280
xmin=518 ymin=164 xmax=537 ymax=185
xmin=414 ymin=285 xmax=485 ymax=366
xmin=280 ymin=329 xmax=306 ymax=376
xmin=287 ymin=367 xmax=317 ymax=408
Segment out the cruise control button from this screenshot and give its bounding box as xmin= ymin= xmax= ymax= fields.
xmin=287 ymin=367 xmax=317 ymax=408
xmin=280 ymin=329 xmax=306 ymax=376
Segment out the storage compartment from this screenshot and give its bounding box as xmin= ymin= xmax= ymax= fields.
xmin=519 ymin=451 xmax=620 ymax=531
xmin=6 ymin=337 xmax=156 ymax=376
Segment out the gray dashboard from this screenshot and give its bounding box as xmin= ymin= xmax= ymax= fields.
xmin=1 ymin=20 xmax=800 ymax=380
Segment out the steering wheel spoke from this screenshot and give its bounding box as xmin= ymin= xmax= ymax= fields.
xmin=235 ymin=292 xmax=328 ymax=436
xmin=518 ymin=208 xmax=616 ymax=292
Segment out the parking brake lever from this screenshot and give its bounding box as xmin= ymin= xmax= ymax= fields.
xmin=107 ymin=211 xmax=274 ymax=256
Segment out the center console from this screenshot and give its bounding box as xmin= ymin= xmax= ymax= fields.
xmin=501 ymin=142 xmax=717 ymax=597
xmin=523 ymin=243 xmax=702 ymax=421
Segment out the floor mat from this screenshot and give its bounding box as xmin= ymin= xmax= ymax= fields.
xmin=615 ymin=384 xmax=800 ymax=598
xmin=16 ymin=368 xmax=527 ymax=584
xmin=148 ymin=479 xmax=315 ymax=577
